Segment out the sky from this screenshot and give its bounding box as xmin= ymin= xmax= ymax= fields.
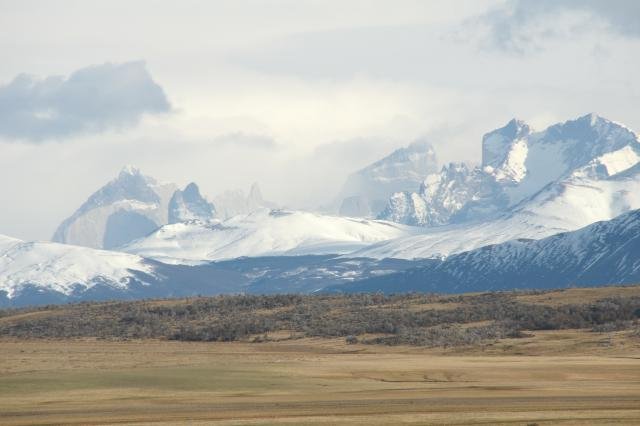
xmin=1 ymin=0 xmax=639 ymax=240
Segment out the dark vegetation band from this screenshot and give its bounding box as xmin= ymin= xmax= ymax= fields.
xmin=2 ymin=290 xmax=639 ymax=347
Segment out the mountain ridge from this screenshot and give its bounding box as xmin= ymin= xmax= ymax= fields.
xmin=327 ymin=208 xmax=640 ymax=294
xmin=379 ymin=113 xmax=640 ymax=228
xmin=121 ymin=208 xmax=420 ymax=264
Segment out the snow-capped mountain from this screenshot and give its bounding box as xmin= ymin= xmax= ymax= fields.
xmin=52 ymin=166 xmax=178 ymax=249
xmin=379 ymin=114 xmax=640 ymax=227
xmin=8 ymin=113 xmax=640 ymax=306
xmin=338 ymin=139 xmax=438 ymax=217
xmin=0 ymin=233 xmax=154 ymax=301
xmin=351 ymin=211 xmax=559 ymax=260
xmin=0 ymin=232 xmax=258 ymax=307
xmin=361 ymin=114 xmax=640 ymax=260
xmin=212 ymin=182 xmax=276 ymax=219
xmin=122 ymin=208 xmax=420 ymax=264
xmin=4 ymin=207 xmax=640 ymax=306
xmin=330 ymin=208 xmax=640 ymax=294
xmin=0 ymin=228 xmax=429 ymax=306
xmin=168 ymin=182 xmax=215 ymax=224
xmin=380 ymin=163 xmax=502 ymax=226
xmin=355 ymin=156 xmax=640 ymax=260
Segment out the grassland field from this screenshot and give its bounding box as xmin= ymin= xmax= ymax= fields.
xmin=1 ymin=286 xmax=640 ymax=425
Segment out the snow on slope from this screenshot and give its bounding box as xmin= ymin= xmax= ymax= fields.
xmin=333 ymin=209 xmax=640 ymax=294
xmin=351 ymin=211 xmax=562 ymax=260
xmin=122 ymin=209 xmax=420 ymax=264
xmin=0 ymin=234 xmax=154 ymax=299
xmin=354 ymin=167 xmax=640 ymax=260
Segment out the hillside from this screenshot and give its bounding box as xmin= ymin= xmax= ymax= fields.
xmin=2 ymin=285 xmax=639 ymax=346
xmin=334 ymin=209 xmax=640 ymax=294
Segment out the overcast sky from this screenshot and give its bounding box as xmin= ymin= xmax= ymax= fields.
xmin=1 ymin=0 xmax=639 ymax=240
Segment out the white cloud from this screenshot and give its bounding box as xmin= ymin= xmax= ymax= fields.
xmin=472 ymin=0 xmax=640 ymax=52
xmin=0 ymin=61 xmax=170 ymax=141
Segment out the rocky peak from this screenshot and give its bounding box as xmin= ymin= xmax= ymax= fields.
xmin=52 ymin=167 xmax=177 ymax=249
xmin=482 ymin=118 xmax=531 ymax=169
xmin=119 ymin=164 xmax=141 ymax=177
xmin=380 ymin=114 xmax=640 ymax=230
xmin=168 ymin=182 xmax=215 ymax=224
xmin=247 ymin=182 xmax=264 ymax=208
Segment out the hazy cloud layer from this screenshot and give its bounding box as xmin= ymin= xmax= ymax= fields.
xmin=0 ymin=1 xmax=639 ymax=241
xmin=477 ymin=0 xmax=640 ymax=52
xmin=212 ymin=132 xmax=278 ymax=150
xmin=0 ymin=61 xmax=170 ymax=141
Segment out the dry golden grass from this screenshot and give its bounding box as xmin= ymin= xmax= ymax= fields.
xmin=514 ymin=285 xmax=640 ymax=306
xmin=1 ymin=329 xmax=640 ymax=425
xmin=2 ymin=285 xmax=640 ymax=425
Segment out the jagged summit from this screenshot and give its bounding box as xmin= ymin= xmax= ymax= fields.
xmin=496 ymin=118 xmax=530 ymax=137
xmin=248 ymin=182 xmax=265 ymax=208
xmin=406 ymin=137 xmax=436 ymax=152
xmin=212 ymin=182 xmax=276 ymax=220
xmin=338 ymin=138 xmax=439 ymax=217
xmin=119 ymin=164 xmax=141 ymax=176
xmin=52 ymin=168 xmax=278 ymax=248
xmin=482 ymin=118 xmax=531 ymax=169
xmin=184 ymin=182 xmax=199 ymax=194
xmin=52 ymin=167 xmax=177 ymax=249
xmin=545 ymin=113 xmax=632 ymax=140
xmin=365 ymin=138 xmax=437 ymax=174
xmin=576 ymin=112 xmax=610 ymax=126
xmin=379 ymin=113 xmax=640 ymax=230
xmin=168 ymin=182 xmax=215 ymax=224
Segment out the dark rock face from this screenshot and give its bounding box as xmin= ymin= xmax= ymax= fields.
xmin=103 ymin=210 xmax=159 ymax=249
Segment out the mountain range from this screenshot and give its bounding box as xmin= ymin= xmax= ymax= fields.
xmin=364 ymin=113 xmax=640 ymax=259
xmin=328 ymin=208 xmax=640 ymax=294
xmin=3 ymin=206 xmax=640 ymax=306
xmin=2 ymin=113 xmax=640 ymax=306
xmin=380 ymin=114 xmax=640 ymax=228
xmin=52 ymin=166 xmax=275 ymax=250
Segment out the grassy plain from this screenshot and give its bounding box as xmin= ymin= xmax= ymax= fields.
xmin=1 ymin=286 xmax=640 ymax=425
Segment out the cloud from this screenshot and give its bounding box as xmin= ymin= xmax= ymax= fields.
xmin=313 ymin=136 xmax=401 ymax=169
xmin=474 ymin=0 xmax=640 ymax=52
xmin=211 ymin=132 xmax=278 ymax=150
xmin=0 ymin=61 xmax=170 ymax=141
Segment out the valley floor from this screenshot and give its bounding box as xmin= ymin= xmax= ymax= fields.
xmin=1 ymin=332 xmax=640 ymax=425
